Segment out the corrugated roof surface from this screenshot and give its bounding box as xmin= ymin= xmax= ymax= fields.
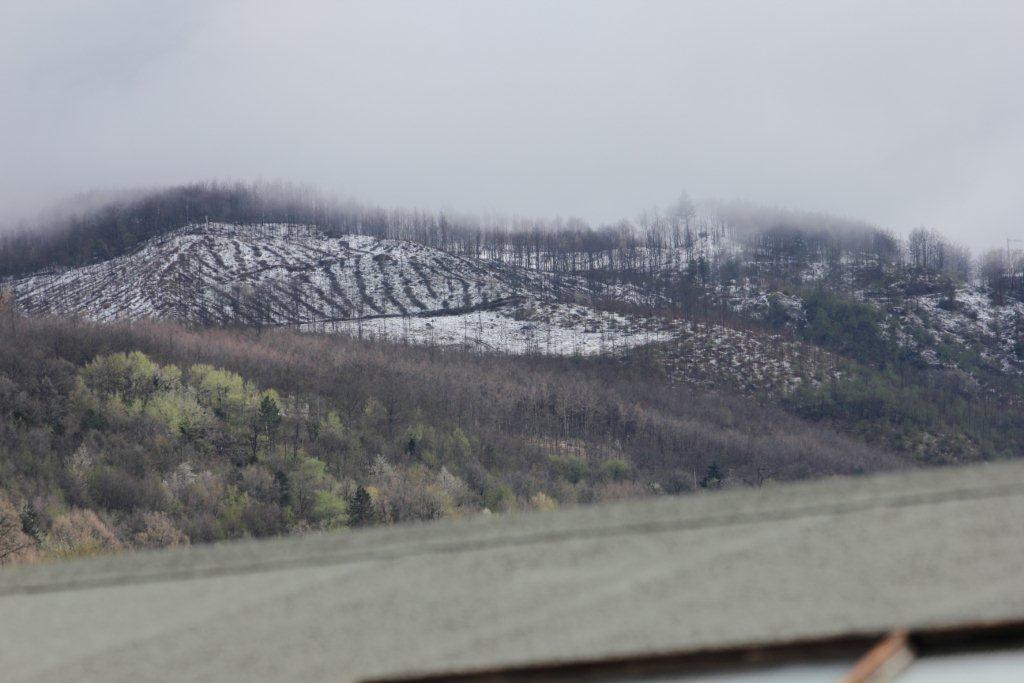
xmin=2 ymin=461 xmax=1024 ymax=682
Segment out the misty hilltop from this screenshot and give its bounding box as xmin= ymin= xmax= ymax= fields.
xmin=4 ymin=183 xmax=1022 ymax=378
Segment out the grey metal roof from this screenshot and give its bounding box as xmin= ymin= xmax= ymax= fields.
xmin=3 ymin=460 xmax=1024 ymax=682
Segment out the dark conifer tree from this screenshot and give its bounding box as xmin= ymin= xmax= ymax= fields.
xmin=350 ymin=486 xmax=374 ymax=527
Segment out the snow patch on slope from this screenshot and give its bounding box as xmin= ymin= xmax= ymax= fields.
xmin=308 ymin=301 xmax=677 ymax=355
xmin=899 ymin=287 xmax=1024 ymax=373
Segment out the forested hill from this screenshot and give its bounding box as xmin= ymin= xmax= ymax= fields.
xmin=3 ymin=184 xmax=1024 ymax=564
xmin=0 ymin=314 xmax=898 ymax=563
xmin=3 ymin=181 xmax=1019 ymax=305
xmin=4 ymin=186 xmax=1024 ymax=452
xmin=4 ymin=184 xmax=1022 ymax=379
xmin=0 ymin=181 xmax=930 ymax=282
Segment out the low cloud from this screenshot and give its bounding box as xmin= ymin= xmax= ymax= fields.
xmin=1 ymin=0 xmax=1022 ymax=249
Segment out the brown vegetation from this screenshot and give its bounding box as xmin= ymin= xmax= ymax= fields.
xmin=0 ymin=312 xmax=905 ymax=563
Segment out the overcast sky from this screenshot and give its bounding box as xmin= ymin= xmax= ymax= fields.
xmin=1 ymin=1 xmax=1021 ymax=250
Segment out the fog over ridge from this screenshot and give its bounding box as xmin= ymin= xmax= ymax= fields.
xmin=2 ymin=0 xmax=1022 ymax=250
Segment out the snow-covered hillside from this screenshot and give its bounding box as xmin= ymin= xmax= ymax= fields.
xmin=13 ymin=223 xmax=551 ymax=322
xmin=10 ymin=220 xmax=1022 ymax=394
xmin=10 ymin=223 xmax=669 ymax=355
xmin=310 ymin=301 xmax=678 ymax=356
xmin=890 ymin=287 xmax=1024 ymax=373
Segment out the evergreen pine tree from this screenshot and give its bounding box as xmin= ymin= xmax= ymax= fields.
xmin=350 ymin=486 xmax=374 ymax=527
xmin=700 ymin=462 xmax=723 ymax=490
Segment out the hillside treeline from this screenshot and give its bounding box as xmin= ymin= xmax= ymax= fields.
xmin=4 ymin=183 xmax=1016 ymax=303
xmin=0 ymin=309 xmax=901 ymax=564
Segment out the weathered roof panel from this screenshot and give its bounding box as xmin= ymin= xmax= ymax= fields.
xmin=2 ymin=461 xmax=1024 ymax=682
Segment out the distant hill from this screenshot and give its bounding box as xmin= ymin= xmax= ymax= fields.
xmin=2 ymin=184 xmax=1024 ymax=497
xmin=3 ymin=182 xmax=1024 ymax=544
xmin=0 ymin=314 xmax=901 ymax=563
